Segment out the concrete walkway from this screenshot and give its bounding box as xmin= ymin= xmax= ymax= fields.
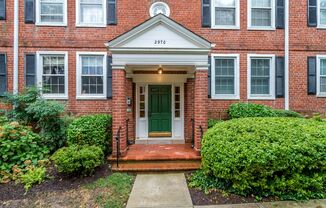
xmin=127 ymin=173 xmax=326 ymax=208
xmin=127 ymin=173 xmax=193 ymax=208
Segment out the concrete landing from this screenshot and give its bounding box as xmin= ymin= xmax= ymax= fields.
xmin=126 ymin=173 xmax=193 ymax=208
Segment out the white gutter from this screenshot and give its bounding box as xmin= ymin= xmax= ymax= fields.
xmin=13 ymin=0 xmax=19 ymax=94
xmin=284 ymin=0 xmax=290 ymax=110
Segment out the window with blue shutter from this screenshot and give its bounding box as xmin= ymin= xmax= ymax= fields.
xmin=0 ymin=0 xmax=5 ymax=20
xmin=25 ymin=0 xmax=35 ymax=24
xmin=107 ymin=0 xmax=117 ymax=25
xmin=25 ymin=54 xmax=36 ymax=87
xmin=308 ymin=0 xmax=317 ymax=27
xmin=276 ymin=56 xmax=285 ymax=98
xmin=202 ymin=0 xmax=211 ymax=27
xmin=276 ymin=0 xmax=285 ymax=29
xmin=308 ymin=57 xmax=317 ymax=95
xmin=107 ymin=56 xmax=113 ymax=99
xmin=0 ymin=54 xmax=7 ymax=96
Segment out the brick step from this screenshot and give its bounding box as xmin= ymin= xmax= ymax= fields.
xmin=107 ymin=155 xmax=201 ymax=162
xmin=110 ymin=160 xmax=201 ymax=172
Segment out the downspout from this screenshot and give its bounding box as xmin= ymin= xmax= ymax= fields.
xmin=13 ymin=0 xmax=19 ymax=94
xmin=284 ymin=0 xmax=290 ymax=110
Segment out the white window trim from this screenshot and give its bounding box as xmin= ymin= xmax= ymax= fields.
xmin=211 ymin=54 xmax=240 ymax=100
xmin=35 ymin=0 xmax=67 ymax=26
xmin=317 ymin=0 xmax=326 ymax=29
xmin=76 ymin=52 xmax=107 ymax=100
xmin=211 ymin=0 xmax=240 ymax=29
xmin=247 ymin=0 xmax=276 ymax=30
xmin=317 ymin=55 xmax=326 ymax=97
xmin=75 ymin=0 xmax=107 ymax=27
xmin=36 ymin=51 xmax=69 ymax=99
xmin=247 ymin=54 xmax=276 ymax=100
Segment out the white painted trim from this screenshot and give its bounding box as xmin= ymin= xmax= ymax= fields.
xmin=149 ymin=2 xmax=171 ymax=17
xmin=211 ymin=54 xmax=240 ymax=100
xmin=75 ymin=0 xmax=107 ymax=27
xmin=36 ymin=51 xmax=69 ymax=99
xmin=317 ymin=0 xmax=326 ymax=29
xmin=247 ymin=54 xmax=276 ymax=100
xmin=211 ymin=0 xmax=240 ymax=30
xmin=247 ymin=0 xmax=276 ymax=30
xmin=13 ymin=0 xmax=19 ymax=94
xmin=317 ymin=55 xmax=326 ymax=97
xmin=284 ymin=0 xmax=290 ymax=110
xmin=35 ymin=0 xmax=67 ymax=26
xmin=76 ymin=52 xmax=107 ymax=100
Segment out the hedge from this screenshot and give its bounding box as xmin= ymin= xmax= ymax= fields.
xmin=228 ymin=103 xmax=303 ymax=119
xmin=67 ymin=114 xmax=112 ymax=154
xmin=198 ymin=117 xmax=326 ymax=200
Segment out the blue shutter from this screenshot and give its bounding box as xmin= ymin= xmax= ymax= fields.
xmin=308 ymin=0 xmax=317 ymax=27
xmin=0 ymin=0 xmax=6 ymax=20
xmin=275 ymin=57 xmax=285 ymax=98
xmin=107 ymin=0 xmax=117 ymax=25
xmin=0 ymin=54 xmax=7 ymax=96
xmin=107 ymin=56 xmax=113 ymax=99
xmin=25 ymin=54 xmax=36 ymax=87
xmin=208 ymin=56 xmax=211 ymax=98
xmin=202 ymin=0 xmax=211 ymax=27
xmin=308 ymin=57 xmax=317 ymax=95
xmin=25 ymin=0 xmax=35 ymax=24
xmin=276 ymin=0 xmax=285 ymax=29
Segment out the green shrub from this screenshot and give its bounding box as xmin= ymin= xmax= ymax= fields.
xmin=0 ymin=122 xmax=50 ymax=180
xmin=51 ymin=145 xmax=104 ymax=176
xmin=228 ymin=103 xmax=303 ymax=119
xmin=197 ymin=117 xmax=326 ymax=200
xmin=67 ymin=114 xmax=112 ymax=154
xmin=0 ymin=116 xmax=8 ymax=125
xmin=1 ymin=87 xmax=67 ymax=152
xmin=208 ymin=119 xmax=223 ymax=129
xmin=20 ymin=166 xmax=46 ymax=192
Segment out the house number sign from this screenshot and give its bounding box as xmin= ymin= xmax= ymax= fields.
xmin=154 ymin=40 xmax=166 ymax=45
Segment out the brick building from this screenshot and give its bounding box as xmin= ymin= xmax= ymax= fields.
xmin=0 ymin=0 xmax=325 ymax=164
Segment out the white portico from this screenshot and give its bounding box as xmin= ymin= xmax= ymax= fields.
xmin=106 ymin=14 xmax=212 ymax=155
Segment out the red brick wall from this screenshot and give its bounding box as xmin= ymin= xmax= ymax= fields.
xmin=0 ymin=0 xmax=325 ymax=118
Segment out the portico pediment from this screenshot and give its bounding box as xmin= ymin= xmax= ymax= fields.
xmin=107 ymin=14 xmax=212 ymax=53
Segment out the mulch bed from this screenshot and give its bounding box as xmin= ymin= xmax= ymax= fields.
xmin=185 ymin=173 xmax=278 ymax=206
xmin=0 ymin=162 xmax=112 ymax=202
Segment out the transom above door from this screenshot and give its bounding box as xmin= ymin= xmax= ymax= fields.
xmin=148 ymin=85 xmax=172 ymax=137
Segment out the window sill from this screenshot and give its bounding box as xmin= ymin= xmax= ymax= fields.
xmin=211 ymin=26 xmax=240 ymax=30
xmin=42 ymin=95 xmax=68 ymax=100
xmin=248 ymin=95 xmax=276 ymax=100
xmin=36 ymin=22 xmax=67 ymax=27
xmin=317 ymin=94 xmax=326 ymax=98
xmin=76 ymin=96 xmax=107 ymax=100
xmin=317 ymin=26 xmax=326 ymax=29
xmin=75 ymin=23 xmax=107 ymax=28
xmin=247 ymin=27 xmax=276 ymax=31
xmin=211 ymin=95 xmax=240 ymax=100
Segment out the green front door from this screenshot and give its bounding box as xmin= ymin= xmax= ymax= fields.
xmin=148 ymin=85 xmax=172 ymax=137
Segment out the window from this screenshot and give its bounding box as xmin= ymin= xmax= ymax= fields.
xmin=37 ymin=52 xmax=68 ymax=99
xmin=36 ymin=0 xmax=67 ymax=26
xmin=139 ymin=86 xmax=146 ymax=118
xmin=319 ymin=0 xmax=326 ymax=27
xmin=76 ymin=0 xmax=106 ymax=27
xmin=248 ymin=0 xmax=275 ymax=29
xmin=317 ymin=56 xmax=326 ymax=96
xmin=174 ymin=86 xmax=181 ymax=118
xmin=76 ymin=52 xmax=107 ymax=99
xmin=0 ymin=0 xmax=5 ymax=20
xmin=212 ymin=0 xmax=240 ymax=29
xmin=248 ymin=54 xmax=275 ymax=99
xmin=211 ymin=54 xmax=240 ymax=99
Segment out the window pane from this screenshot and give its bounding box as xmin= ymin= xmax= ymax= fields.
xmin=80 ymin=3 xmax=103 ymax=24
xmin=321 ymin=9 xmax=326 ymax=25
xmin=40 ymin=0 xmax=64 ymax=23
xmin=215 ymin=0 xmax=236 ymax=7
xmin=215 ymin=8 xmax=236 ymax=25
xmin=81 ymin=76 xmax=103 ymax=94
xmin=42 ymin=76 xmax=65 ymax=94
xmin=41 ymin=55 xmax=65 ymax=95
xmin=321 ymin=77 xmax=326 ymax=92
xmin=252 ymin=0 xmax=271 ymax=7
xmin=321 ymin=59 xmax=326 ymax=75
xmin=251 ymin=58 xmax=271 ymax=95
xmin=252 ymin=8 xmax=271 ymax=26
xmin=215 ymin=58 xmax=235 ymax=95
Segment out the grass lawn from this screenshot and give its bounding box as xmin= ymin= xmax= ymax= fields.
xmin=0 ymin=173 xmax=135 ymax=208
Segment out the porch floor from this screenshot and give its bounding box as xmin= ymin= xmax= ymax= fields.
xmin=108 ymin=144 xmax=201 ymax=172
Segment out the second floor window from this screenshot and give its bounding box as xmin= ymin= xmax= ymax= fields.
xmin=77 ymin=0 xmax=106 ymax=26
xmin=212 ymin=0 xmax=239 ymax=29
xmin=317 ymin=56 xmax=326 ymax=96
xmin=320 ymin=0 xmax=326 ymax=26
xmin=248 ymin=0 xmax=275 ymax=29
xmin=36 ymin=0 xmax=67 ymax=25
